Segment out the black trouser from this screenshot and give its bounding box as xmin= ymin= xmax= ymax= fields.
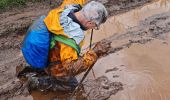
xmin=17 ymin=66 xmax=78 ymax=92
xmin=35 ymin=76 xmax=78 ymax=92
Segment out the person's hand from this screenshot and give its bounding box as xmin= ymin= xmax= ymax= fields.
xmin=93 ymin=39 xmax=111 ymax=57
xmin=83 ymin=50 xmax=98 ymax=66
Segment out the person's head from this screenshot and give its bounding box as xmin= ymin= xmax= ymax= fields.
xmin=75 ymin=1 xmax=108 ymax=30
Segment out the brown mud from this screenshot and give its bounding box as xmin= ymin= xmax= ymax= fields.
xmin=94 ymin=0 xmax=151 ymax=16
xmin=85 ymin=1 xmax=170 ymax=100
xmin=1 ymin=0 xmax=170 ymax=100
xmin=82 ymin=76 xmax=123 ymax=100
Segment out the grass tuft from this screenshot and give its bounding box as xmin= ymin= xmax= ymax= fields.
xmin=0 ymin=0 xmax=26 ymax=9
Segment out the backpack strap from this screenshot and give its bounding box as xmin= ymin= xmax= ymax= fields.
xmin=50 ymin=35 xmax=81 ymax=56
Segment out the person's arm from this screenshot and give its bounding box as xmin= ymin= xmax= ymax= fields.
xmin=61 ymin=49 xmax=98 ymax=76
xmin=50 ymin=40 xmax=111 ymax=77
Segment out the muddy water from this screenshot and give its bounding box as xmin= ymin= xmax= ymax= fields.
xmin=91 ymin=38 xmax=170 ymax=100
xmin=28 ymin=0 xmax=170 ymax=100
xmin=107 ymin=36 xmax=170 ymax=100
xmin=85 ymin=0 xmax=170 ymax=100
xmin=83 ymin=0 xmax=170 ymax=48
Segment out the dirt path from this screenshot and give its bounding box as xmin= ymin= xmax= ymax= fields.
xmin=0 ymin=0 xmax=158 ymax=100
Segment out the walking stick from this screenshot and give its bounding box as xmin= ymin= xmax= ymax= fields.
xmin=90 ymin=29 xmax=96 ymax=78
xmin=69 ymin=29 xmax=96 ymax=99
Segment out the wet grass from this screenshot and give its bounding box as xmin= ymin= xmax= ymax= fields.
xmin=0 ymin=0 xmax=26 ymax=9
xmin=0 ymin=0 xmax=52 ymax=12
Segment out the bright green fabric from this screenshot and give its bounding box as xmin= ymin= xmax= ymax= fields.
xmin=50 ymin=35 xmax=81 ymax=55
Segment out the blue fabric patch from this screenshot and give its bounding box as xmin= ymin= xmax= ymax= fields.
xmin=21 ymin=15 xmax=51 ymax=69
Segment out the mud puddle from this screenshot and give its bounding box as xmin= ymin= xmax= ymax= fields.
xmin=1 ymin=0 xmax=170 ymax=100
xmin=83 ymin=0 xmax=170 ymax=48
xmin=84 ymin=0 xmax=170 ymax=100
xmin=108 ymin=36 xmax=170 ymax=100
xmin=28 ymin=0 xmax=170 ymax=100
xmin=92 ymin=33 xmax=170 ymax=100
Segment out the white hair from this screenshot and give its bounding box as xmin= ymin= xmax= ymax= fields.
xmin=82 ymin=1 xmax=108 ymax=26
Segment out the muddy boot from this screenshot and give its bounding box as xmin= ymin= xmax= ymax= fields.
xmin=51 ymin=77 xmax=78 ymax=92
xmin=28 ymin=76 xmax=78 ymax=92
xmin=67 ymin=77 xmax=78 ymax=90
xmin=28 ymin=76 xmax=40 ymax=90
xmin=17 ymin=66 xmax=47 ymax=78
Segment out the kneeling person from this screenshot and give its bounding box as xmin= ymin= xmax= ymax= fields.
xmin=21 ymin=0 xmax=110 ymax=92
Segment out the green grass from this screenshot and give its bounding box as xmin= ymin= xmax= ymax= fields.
xmin=0 ymin=0 xmax=26 ymax=9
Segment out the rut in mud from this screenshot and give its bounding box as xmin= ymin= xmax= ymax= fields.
xmin=1 ymin=11 xmax=170 ymax=99
xmin=95 ymin=0 xmax=151 ymax=16
xmin=1 ymin=0 xmax=170 ymax=100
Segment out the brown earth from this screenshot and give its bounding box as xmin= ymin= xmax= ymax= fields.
xmin=3 ymin=0 xmax=170 ymax=100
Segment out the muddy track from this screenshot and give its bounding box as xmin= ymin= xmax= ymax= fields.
xmin=1 ymin=12 xmax=170 ymax=100
xmin=0 ymin=1 xmax=51 ymax=88
xmin=0 ymin=0 xmax=151 ymax=37
xmin=76 ymin=12 xmax=170 ymax=100
xmin=95 ymin=0 xmax=151 ymax=16
xmin=82 ymin=76 xmax=123 ymax=100
xmin=110 ymin=13 xmax=170 ymax=40
xmin=1 ymin=0 xmax=165 ymax=100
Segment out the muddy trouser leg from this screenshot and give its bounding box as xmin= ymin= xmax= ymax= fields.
xmin=17 ymin=66 xmax=47 ymax=78
xmin=50 ymin=77 xmax=78 ymax=92
xmin=29 ymin=76 xmax=78 ymax=92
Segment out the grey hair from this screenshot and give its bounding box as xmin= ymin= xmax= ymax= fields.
xmin=82 ymin=1 xmax=108 ymax=26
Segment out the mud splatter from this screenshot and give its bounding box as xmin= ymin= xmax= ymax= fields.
xmin=0 ymin=79 xmax=23 ymax=100
xmin=1 ymin=0 xmax=170 ymax=100
xmin=82 ymin=76 xmax=123 ymax=100
xmin=105 ymin=67 xmax=119 ymax=73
